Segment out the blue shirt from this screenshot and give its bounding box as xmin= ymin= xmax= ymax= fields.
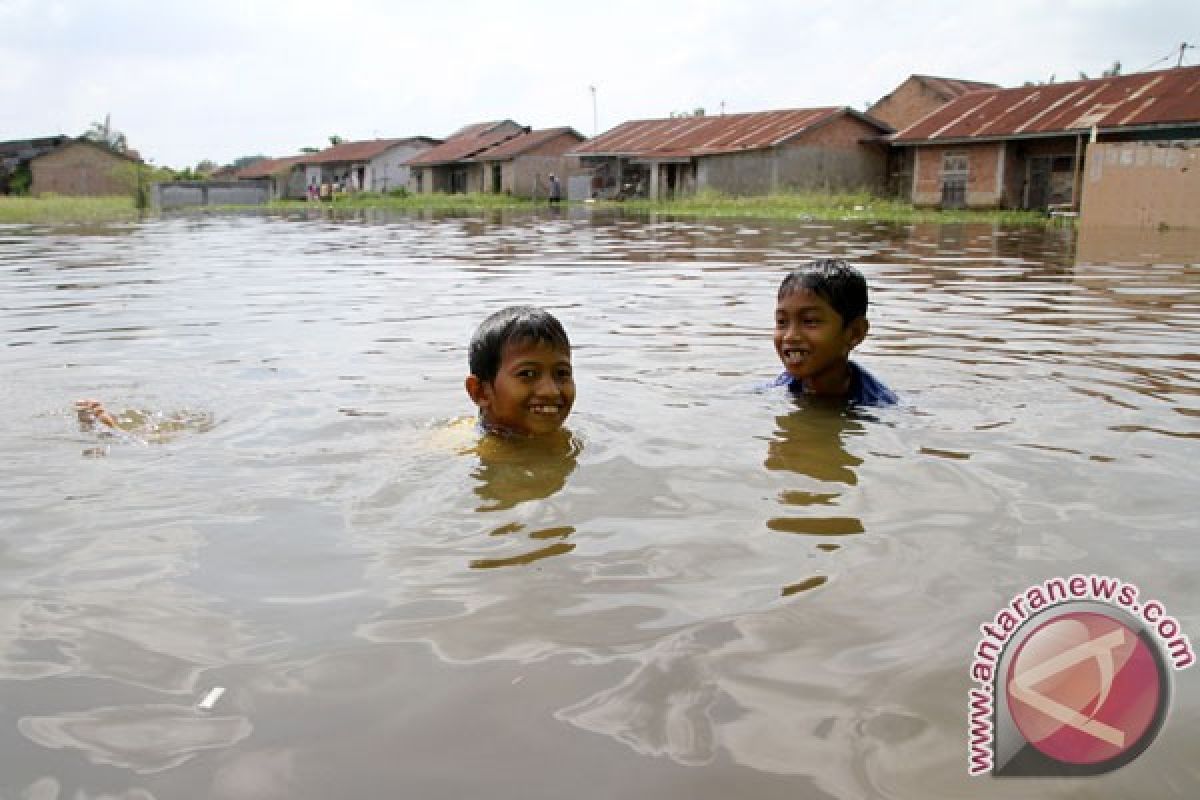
xmin=767 ymin=361 xmax=897 ymax=407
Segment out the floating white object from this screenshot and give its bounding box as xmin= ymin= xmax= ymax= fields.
xmin=197 ymin=687 xmax=226 ymax=711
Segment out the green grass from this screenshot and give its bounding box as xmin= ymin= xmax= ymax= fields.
xmin=607 ymin=189 xmax=1053 ymax=226
xmin=0 ymin=189 xmax=1057 ymax=227
xmin=268 ymin=191 xmax=543 ymax=212
xmin=0 ymin=195 xmax=139 ymax=224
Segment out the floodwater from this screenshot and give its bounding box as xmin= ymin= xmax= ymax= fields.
xmin=1 ymin=210 xmax=1197 ymax=799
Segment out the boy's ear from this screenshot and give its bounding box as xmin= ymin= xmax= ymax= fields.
xmin=845 ymin=317 xmax=869 ymax=351
xmin=464 ymin=374 xmax=490 ymax=408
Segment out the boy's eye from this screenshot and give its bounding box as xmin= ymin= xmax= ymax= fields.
xmin=516 ymin=368 xmax=537 ymax=379
xmin=556 ymin=367 xmax=573 ymax=379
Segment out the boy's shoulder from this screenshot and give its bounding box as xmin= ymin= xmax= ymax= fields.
xmin=848 ymin=361 xmax=898 ymax=407
xmin=767 ymin=361 xmax=897 ymax=407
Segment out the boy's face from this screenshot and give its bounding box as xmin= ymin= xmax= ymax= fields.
xmin=774 ymin=289 xmax=867 ymax=391
xmin=468 ymin=338 xmax=574 ymax=436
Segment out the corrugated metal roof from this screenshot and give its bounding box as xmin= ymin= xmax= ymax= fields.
xmin=236 ymin=155 xmax=306 ymax=179
xmin=301 ymin=137 xmax=438 ymax=165
xmin=570 ymin=108 xmax=886 ymax=158
xmin=913 ymin=75 xmax=998 ymax=101
xmin=894 ymin=66 xmax=1200 ymax=142
xmin=469 ymin=127 xmax=584 ymax=161
xmin=405 ymin=121 xmax=528 ymax=166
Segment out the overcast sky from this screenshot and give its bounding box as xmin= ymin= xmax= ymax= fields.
xmin=2 ymin=0 xmax=1196 ymax=168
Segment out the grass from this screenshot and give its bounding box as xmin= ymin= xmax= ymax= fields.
xmin=268 ymin=191 xmax=543 ymax=212
xmin=0 ymin=195 xmax=140 ymax=224
xmin=608 ymin=189 xmax=1053 ymax=226
xmin=0 ymin=189 xmax=1057 ymax=227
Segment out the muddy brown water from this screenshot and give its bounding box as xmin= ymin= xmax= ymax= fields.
xmin=1 ymin=211 xmax=1197 ymax=798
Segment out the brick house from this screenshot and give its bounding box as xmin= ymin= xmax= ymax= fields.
xmin=467 ymin=127 xmax=586 ymax=199
xmin=404 ymin=121 xmax=528 ymax=194
xmin=868 ymin=75 xmax=997 ymax=195
xmin=29 ymin=138 xmax=143 ymax=196
xmin=890 ymin=65 xmax=1200 ymax=210
xmin=0 ymin=136 xmax=69 ymax=194
xmin=568 ymin=108 xmax=892 ymax=200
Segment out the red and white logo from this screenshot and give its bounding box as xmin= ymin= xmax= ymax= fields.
xmin=1006 ymin=611 xmax=1162 ymax=766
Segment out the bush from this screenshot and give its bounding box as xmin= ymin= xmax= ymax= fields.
xmin=387 ymin=187 xmax=410 ymax=198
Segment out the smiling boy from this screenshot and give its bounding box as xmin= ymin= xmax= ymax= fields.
xmin=465 ymin=306 xmax=576 ymax=437
xmin=770 ymin=259 xmax=896 ymax=406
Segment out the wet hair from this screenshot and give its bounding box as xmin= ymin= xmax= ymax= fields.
xmin=468 ymin=305 xmax=570 ymax=382
xmin=777 ymin=259 xmax=868 ymax=324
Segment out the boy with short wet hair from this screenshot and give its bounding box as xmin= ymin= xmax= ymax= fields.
xmin=770 ymin=259 xmax=897 ymax=406
xmin=465 ymin=306 xmax=575 ymax=436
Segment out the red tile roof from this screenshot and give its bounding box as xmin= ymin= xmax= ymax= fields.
xmin=570 ymin=108 xmax=889 ymax=158
xmin=405 ymin=121 xmax=528 ymax=166
xmin=236 ymin=155 xmax=306 ymax=179
xmin=893 ymin=66 xmax=1200 ymax=143
xmin=301 ymin=137 xmax=439 ymax=165
xmin=469 ymin=127 xmax=584 ymax=161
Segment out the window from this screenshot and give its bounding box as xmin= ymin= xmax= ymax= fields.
xmin=941 ymin=151 xmax=969 ymax=209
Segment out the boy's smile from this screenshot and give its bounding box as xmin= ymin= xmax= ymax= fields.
xmin=473 ymin=339 xmax=574 ymax=436
xmin=774 ymin=289 xmax=867 ymax=395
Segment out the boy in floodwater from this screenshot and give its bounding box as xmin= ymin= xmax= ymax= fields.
xmin=769 ymin=259 xmax=897 ymax=406
xmin=465 ymin=305 xmax=575 ymax=437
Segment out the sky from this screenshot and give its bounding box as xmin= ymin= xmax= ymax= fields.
xmin=2 ymin=0 xmax=1197 ymax=168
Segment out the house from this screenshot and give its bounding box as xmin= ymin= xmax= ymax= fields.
xmin=2 ymin=136 xmax=141 ymax=196
xmin=890 ymin=65 xmax=1200 ymax=210
xmin=467 ymin=127 xmax=586 ymax=198
xmin=1 ymin=136 xmax=69 ymax=193
xmin=869 ymin=75 xmax=999 ymax=132
xmin=868 ymin=75 xmax=998 ymax=195
xmin=28 ymin=138 xmax=143 ymax=196
xmin=404 ymin=121 xmax=528 ymax=193
xmin=300 ymin=137 xmax=440 ymax=195
xmin=568 ymin=108 xmax=893 ymax=200
xmin=236 ymin=155 xmax=308 ymax=200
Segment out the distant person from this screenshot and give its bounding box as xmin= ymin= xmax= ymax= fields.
xmin=766 ymin=259 xmax=896 ymax=406
xmin=308 ymin=179 xmax=318 ymax=202
xmin=547 ymin=173 xmax=562 ymax=204
xmin=465 ymin=306 xmax=575 ymax=437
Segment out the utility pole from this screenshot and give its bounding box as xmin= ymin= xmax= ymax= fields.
xmin=1178 ymin=42 xmax=1193 ymax=67
xmin=589 ymin=85 xmax=598 ymax=136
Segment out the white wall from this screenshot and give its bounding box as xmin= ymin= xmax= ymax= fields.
xmin=367 ymin=142 xmax=434 ymax=192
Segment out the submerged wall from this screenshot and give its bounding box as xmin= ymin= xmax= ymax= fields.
xmin=1080 ymin=140 xmax=1200 ymax=229
xmin=153 ymin=181 xmax=271 ymax=209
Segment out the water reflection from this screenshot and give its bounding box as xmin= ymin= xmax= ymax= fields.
xmin=464 ymin=430 xmax=582 ymax=569
xmin=469 ymin=430 xmax=581 ymax=512
xmin=763 ymin=407 xmax=868 ymax=545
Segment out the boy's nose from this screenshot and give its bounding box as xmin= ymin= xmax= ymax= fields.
xmin=534 ymin=374 xmax=560 ymax=396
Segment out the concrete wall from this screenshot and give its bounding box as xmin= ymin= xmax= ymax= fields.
xmin=1080 ymin=140 xmax=1200 ymax=229
xmin=30 ymin=141 xmax=136 ymax=196
xmin=153 ymin=181 xmax=271 ymax=208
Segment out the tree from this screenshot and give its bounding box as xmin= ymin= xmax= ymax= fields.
xmin=328 ymin=135 xmax=345 ymax=146
xmin=231 ymin=155 xmax=268 ymax=170
xmin=1103 ymin=60 xmax=1122 ymax=77
xmin=82 ymin=113 xmax=128 ymax=153
xmin=194 ymin=159 xmax=218 ymax=176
